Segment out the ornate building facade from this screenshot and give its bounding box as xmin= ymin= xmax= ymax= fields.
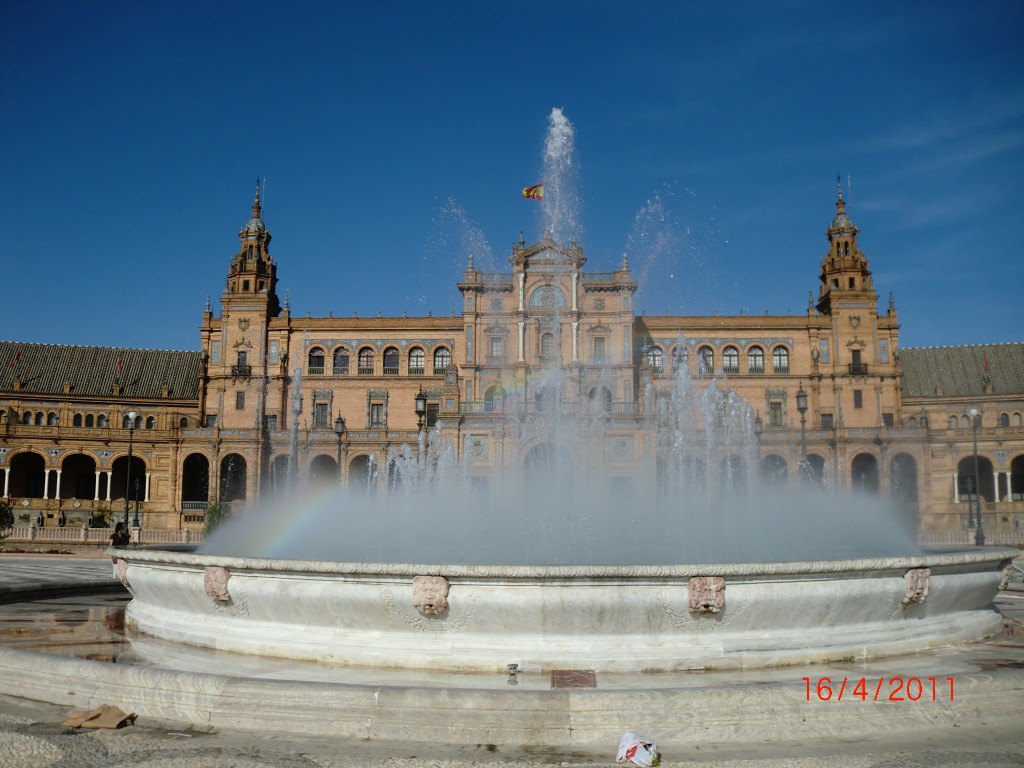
xmin=2 ymin=185 xmax=1022 ymax=539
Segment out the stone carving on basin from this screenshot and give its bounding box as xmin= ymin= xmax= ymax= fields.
xmin=204 ymin=566 xmax=232 ymax=602
xmin=688 ymin=576 xmax=725 ymax=614
xmin=412 ymin=575 xmax=450 ymax=615
xmin=902 ymin=567 xmax=930 ymax=606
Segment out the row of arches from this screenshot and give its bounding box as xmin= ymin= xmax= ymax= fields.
xmin=481 ymin=384 xmax=616 ymax=413
xmin=4 ymin=451 xmax=147 ymax=502
xmin=645 ymin=344 xmax=790 ymax=376
xmin=308 ymin=345 xmax=451 ymax=376
xmin=947 ymin=412 xmax=1023 ymax=428
xmin=10 ymin=447 xmax=1021 ymax=510
xmin=17 ymin=412 xmax=189 ymax=430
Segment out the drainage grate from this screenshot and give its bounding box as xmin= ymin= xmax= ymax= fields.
xmin=551 ymin=669 xmax=597 ymax=688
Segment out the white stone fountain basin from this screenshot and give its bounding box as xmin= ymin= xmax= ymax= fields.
xmin=118 ymin=548 xmax=1015 ymax=673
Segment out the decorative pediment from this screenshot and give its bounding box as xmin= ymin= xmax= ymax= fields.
xmin=510 ymin=235 xmax=586 ymax=271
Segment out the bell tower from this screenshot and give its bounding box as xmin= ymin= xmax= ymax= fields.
xmin=222 ymin=179 xmax=281 ymax=317
xmin=816 ymin=177 xmax=874 ymax=316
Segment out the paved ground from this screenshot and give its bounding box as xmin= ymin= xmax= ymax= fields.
xmin=0 ymin=554 xmax=1022 ymax=767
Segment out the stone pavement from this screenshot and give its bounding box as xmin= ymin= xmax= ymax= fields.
xmin=0 ymin=554 xmax=1022 ymax=767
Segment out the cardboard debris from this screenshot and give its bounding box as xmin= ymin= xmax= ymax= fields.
xmin=616 ymin=731 xmax=660 ymax=766
xmin=64 ymin=704 xmax=137 ymax=729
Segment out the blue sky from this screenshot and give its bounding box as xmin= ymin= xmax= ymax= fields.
xmin=2 ymin=1 xmax=1021 ymax=351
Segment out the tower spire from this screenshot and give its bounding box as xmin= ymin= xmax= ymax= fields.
xmin=252 ymin=177 xmax=262 ymax=218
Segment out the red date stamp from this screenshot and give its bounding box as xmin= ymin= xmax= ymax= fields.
xmin=802 ymin=676 xmax=954 ymax=702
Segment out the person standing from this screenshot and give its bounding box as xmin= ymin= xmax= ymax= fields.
xmin=108 ymin=522 xmax=129 ymax=578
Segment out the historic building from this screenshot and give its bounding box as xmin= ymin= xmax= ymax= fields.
xmin=2 ymin=184 xmax=1022 ymax=539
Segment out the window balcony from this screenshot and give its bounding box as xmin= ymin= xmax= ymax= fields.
xmin=773 ymin=366 xmax=790 ymax=374
xmin=307 ymin=366 xmax=325 ymax=376
xmin=408 ymin=366 xmax=425 ymax=376
xmin=383 ymin=366 xmax=399 ymax=376
xmin=334 ymin=366 xmax=350 ymax=376
xmin=358 ymin=367 xmax=374 ymax=376
xmin=433 ymin=365 xmax=447 ymax=375
xmin=748 ymin=365 xmax=764 ymax=374
xmin=485 ymin=356 xmax=506 ymax=366
xmin=849 ymin=363 xmax=869 ymax=375
xmin=231 ymin=364 xmax=252 ymax=378
xmin=722 ymin=365 xmax=739 ymax=375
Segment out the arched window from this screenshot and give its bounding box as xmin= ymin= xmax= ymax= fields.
xmin=35 ymin=412 xmax=44 ymax=425
xmin=179 ymin=417 xmax=189 ymax=428
xmin=697 ymin=346 xmax=714 ymax=375
xmin=122 ymin=414 xmax=132 ymax=429
xmin=433 ymin=347 xmax=451 ymax=374
xmin=22 ymin=411 xmax=31 ymax=425
xmin=908 ymin=416 xmax=917 ymax=427
xmin=383 ymin=347 xmax=400 ymax=375
xmin=961 ymin=415 xmax=971 ymax=428
xmin=332 ymin=347 xmax=350 ymax=375
xmin=97 ymin=414 xmax=108 ymax=428
xmin=47 ymin=412 xmax=57 ymax=426
xmin=408 ymin=348 xmax=425 ymax=375
xmin=672 ymin=346 xmax=688 ymax=373
xmin=308 ymin=348 xmax=325 ymax=375
xmin=540 ymin=333 xmax=555 ymax=361
xmin=484 ymin=384 xmax=506 ymax=412
xmin=949 ymin=415 xmax=958 ymax=429
xmin=529 ymin=285 xmax=566 ymax=309
xmin=645 ymin=346 xmax=664 ymax=373
xmin=85 ymin=414 xmax=94 ymax=428
xmin=722 ymin=346 xmax=739 ymax=373
xmin=999 ymin=412 xmax=1010 ymax=427
xmin=920 ymin=415 xmax=928 ymax=428
xmin=1014 ymin=413 xmax=1023 ymax=427
xmin=772 ymin=346 xmax=790 ymax=373
xmin=589 ymin=386 xmax=613 ymax=414
xmin=73 ymin=413 xmax=83 ymax=427
xmin=357 ymin=347 xmax=375 ymax=375
xmin=747 ymin=346 xmax=765 ymax=373
xmin=146 ymin=416 xmax=156 ymax=429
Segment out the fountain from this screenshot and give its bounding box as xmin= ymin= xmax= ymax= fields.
xmin=115 ymin=110 xmax=1015 ymax=682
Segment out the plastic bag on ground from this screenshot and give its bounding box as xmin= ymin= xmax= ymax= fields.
xmin=616 ymin=731 xmax=660 ymax=766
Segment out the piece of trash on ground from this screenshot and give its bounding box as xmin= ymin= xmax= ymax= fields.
xmin=63 ymin=704 xmax=137 ymax=729
xmin=616 ymin=730 xmax=660 ymax=766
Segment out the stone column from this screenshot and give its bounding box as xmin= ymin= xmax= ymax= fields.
xmin=145 ymin=472 xmax=151 ymax=502
xmin=952 ymin=472 xmax=959 ymax=502
xmin=105 ymin=472 xmax=112 ymax=502
xmin=518 ymin=321 xmax=525 ymax=362
xmin=43 ymin=469 xmax=51 ymax=499
xmin=518 ymin=274 xmax=525 ymax=312
xmin=2 ymin=467 xmax=8 ymax=497
xmin=571 ymin=321 xmax=579 ymax=362
xmin=94 ymin=471 xmax=101 ymax=501
xmin=54 ymin=469 xmax=62 ymax=500
xmin=571 ymin=271 xmax=578 ymax=311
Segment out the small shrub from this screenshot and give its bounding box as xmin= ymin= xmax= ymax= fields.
xmin=90 ymin=508 xmax=110 ymax=528
xmin=0 ymin=501 xmax=13 ymax=539
xmin=203 ymin=502 xmax=231 ymax=535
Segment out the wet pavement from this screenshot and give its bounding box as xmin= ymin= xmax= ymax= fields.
xmin=0 ymin=554 xmax=1022 ymax=767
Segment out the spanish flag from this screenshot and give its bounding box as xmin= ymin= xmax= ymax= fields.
xmin=522 ymin=183 xmax=544 ymax=200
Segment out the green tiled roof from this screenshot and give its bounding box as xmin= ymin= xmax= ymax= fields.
xmin=0 ymin=341 xmax=203 ymax=401
xmin=900 ymin=343 xmax=1024 ymax=399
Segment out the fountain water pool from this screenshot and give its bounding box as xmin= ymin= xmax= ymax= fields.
xmin=119 ymin=547 xmax=1013 ymax=673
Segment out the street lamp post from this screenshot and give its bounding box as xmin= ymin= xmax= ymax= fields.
xmin=969 ymin=408 xmax=985 ymax=546
xmin=334 ymin=415 xmax=347 ymax=485
xmin=123 ymin=411 xmax=137 ymax=527
xmin=414 ymin=389 xmax=427 ymax=464
xmin=132 ymin=477 xmax=141 ymax=528
xmin=796 ymin=383 xmax=808 ymax=477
